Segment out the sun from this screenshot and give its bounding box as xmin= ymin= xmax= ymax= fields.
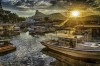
xmin=71 ymin=10 xmax=80 ymax=17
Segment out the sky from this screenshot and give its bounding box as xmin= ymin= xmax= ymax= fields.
xmin=1 ymin=0 xmax=100 ymax=17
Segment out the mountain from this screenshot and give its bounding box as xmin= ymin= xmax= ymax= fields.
xmin=31 ymin=10 xmax=66 ymax=21
xmin=47 ymin=13 xmax=66 ymax=21
xmin=32 ymin=10 xmax=46 ymax=20
xmin=34 ymin=10 xmax=46 ymax=17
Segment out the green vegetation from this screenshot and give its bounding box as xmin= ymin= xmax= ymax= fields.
xmin=0 ymin=11 xmax=25 ymax=23
xmin=0 ymin=0 xmax=25 ymax=23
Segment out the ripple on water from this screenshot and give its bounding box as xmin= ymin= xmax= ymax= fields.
xmin=0 ymin=32 xmax=55 ymax=66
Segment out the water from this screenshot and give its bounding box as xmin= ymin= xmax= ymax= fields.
xmin=0 ymin=32 xmax=100 ymax=66
xmin=0 ymin=32 xmax=56 ymax=66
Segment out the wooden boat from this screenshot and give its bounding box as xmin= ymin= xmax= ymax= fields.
xmin=41 ymin=37 xmax=100 ymax=61
xmin=42 ymin=48 xmax=99 ymax=66
xmin=41 ymin=24 xmax=100 ymax=61
xmin=0 ymin=39 xmax=16 ymax=53
xmin=28 ymin=26 xmax=56 ymax=35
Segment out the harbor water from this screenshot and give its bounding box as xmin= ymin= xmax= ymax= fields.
xmin=0 ymin=32 xmax=100 ymax=66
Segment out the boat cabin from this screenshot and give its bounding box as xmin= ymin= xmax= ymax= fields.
xmin=75 ymin=25 xmax=100 ymax=41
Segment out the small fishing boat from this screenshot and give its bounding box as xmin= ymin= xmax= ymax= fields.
xmin=42 ymin=48 xmax=99 ymax=66
xmin=28 ymin=26 xmax=46 ymax=35
xmin=0 ymin=24 xmax=20 ymax=36
xmin=29 ymin=26 xmax=55 ymax=35
xmin=41 ymin=25 xmax=100 ymax=61
xmin=0 ymin=38 xmax=16 ymax=53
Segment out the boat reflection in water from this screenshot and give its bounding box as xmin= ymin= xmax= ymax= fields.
xmin=41 ymin=48 xmax=100 ymax=66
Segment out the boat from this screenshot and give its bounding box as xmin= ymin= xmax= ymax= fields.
xmin=0 ymin=24 xmax=20 ymax=36
xmin=41 ymin=24 xmax=100 ymax=61
xmin=28 ymin=26 xmax=46 ymax=35
xmin=41 ymin=48 xmax=100 ymax=66
xmin=29 ymin=26 xmax=55 ymax=35
xmin=0 ymin=38 xmax=16 ymax=53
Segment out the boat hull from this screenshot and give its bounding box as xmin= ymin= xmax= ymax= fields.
xmin=0 ymin=44 xmax=16 ymax=53
xmin=41 ymin=42 xmax=100 ymax=61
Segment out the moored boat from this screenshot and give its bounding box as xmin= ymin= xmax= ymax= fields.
xmin=41 ymin=24 xmax=100 ymax=61
xmin=41 ymin=39 xmax=100 ymax=61
xmin=0 ymin=24 xmax=20 ymax=36
xmin=28 ymin=25 xmax=56 ymax=35
xmin=0 ymin=38 xmax=16 ymax=53
xmin=41 ymin=48 xmax=100 ymax=66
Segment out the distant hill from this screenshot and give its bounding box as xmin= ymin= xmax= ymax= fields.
xmin=47 ymin=13 xmax=66 ymax=21
xmin=32 ymin=10 xmax=46 ymax=21
xmin=31 ymin=10 xmax=66 ymax=22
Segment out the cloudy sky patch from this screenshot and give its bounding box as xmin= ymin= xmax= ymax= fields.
xmin=2 ymin=0 xmax=100 ymax=17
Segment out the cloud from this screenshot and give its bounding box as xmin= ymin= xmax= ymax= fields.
xmin=34 ymin=1 xmax=52 ymax=9
xmin=2 ymin=0 xmax=100 ymax=17
xmin=2 ymin=0 xmax=67 ymax=17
